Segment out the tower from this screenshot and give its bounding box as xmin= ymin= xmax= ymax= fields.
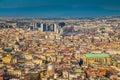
xmin=40 ymin=24 xmax=43 ymax=32
xmin=41 ymin=23 xmax=47 ymax=32
xmin=53 ymin=24 xmax=57 ymax=32
xmin=43 ymin=24 xmax=47 ymax=32
xmin=47 ymin=63 xmax=55 ymax=76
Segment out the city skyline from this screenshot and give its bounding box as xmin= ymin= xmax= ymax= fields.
xmin=0 ymin=10 xmax=120 ymax=79
xmin=0 ymin=0 xmax=120 ymax=17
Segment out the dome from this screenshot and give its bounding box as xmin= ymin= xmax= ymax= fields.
xmin=47 ymin=63 xmax=55 ymax=71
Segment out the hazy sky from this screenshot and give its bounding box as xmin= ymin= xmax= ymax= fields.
xmin=0 ymin=0 xmax=120 ymax=17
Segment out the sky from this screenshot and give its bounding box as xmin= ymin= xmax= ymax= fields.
xmin=0 ymin=0 xmax=120 ymax=17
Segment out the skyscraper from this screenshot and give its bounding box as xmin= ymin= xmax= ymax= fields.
xmin=40 ymin=23 xmax=58 ymax=33
xmin=53 ymin=24 xmax=57 ymax=32
xmin=41 ymin=23 xmax=47 ymax=32
xmin=40 ymin=24 xmax=43 ymax=32
xmin=43 ymin=24 xmax=47 ymax=32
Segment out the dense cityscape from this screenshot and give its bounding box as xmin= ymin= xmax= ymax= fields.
xmin=0 ymin=16 xmax=119 ymax=80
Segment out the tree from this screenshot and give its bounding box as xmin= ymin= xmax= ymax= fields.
xmin=58 ymin=22 xmax=65 ymax=28
xmin=77 ymin=58 xmax=83 ymax=67
xmin=105 ymin=70 xmax=113 ymax=78
xmin=91 ymin=37 xmax=94 ymax=43
xmin=3 ymin=47 xmax=13 ymax=52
